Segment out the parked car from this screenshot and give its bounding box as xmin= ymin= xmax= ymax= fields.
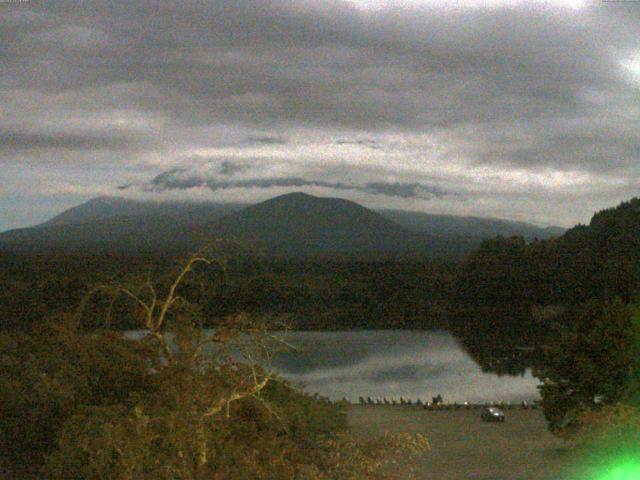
xmin=481 ymin=406 xmax=505 ymax=422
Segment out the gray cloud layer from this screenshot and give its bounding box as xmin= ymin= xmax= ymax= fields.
xmin=1 ymin=0 xmax=639 ymax=229
xmin=126 ymin=166 xmax=448 ymax=200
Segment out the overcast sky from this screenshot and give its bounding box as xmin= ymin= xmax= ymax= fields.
xmin=1 ymin=0 xmax=639 ymax=231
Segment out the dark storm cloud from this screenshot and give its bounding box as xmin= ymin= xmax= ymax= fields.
xmin=336 ymin=138 xmax=382 ymax=150
xmin=2 ymin=0 xmax=640 ymax=228
xmin=468 ymin=117 xmax=640 ymax=172
xmin=364 ymin=182 xmax=447 ymax=199
xmin=512 ymin=131 xmax=640 ymax=172
xmin=245 ymin=136 xmax=288 ymax=146
xmin=0 ymin=129 xmax=136 ymax=151
xmin=136 ymin=167 xmax=448 ymax=200
xmin=5 ymin=1 xmax=638 ymax=134
xmin=219 ymin=161 xmax=249 ymax=176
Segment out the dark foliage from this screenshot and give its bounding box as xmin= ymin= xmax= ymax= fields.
xmin=0 ymin=253 xmax=455 ymax=332
xmin=0 ymin=317 xmax=154 ymax=472
xmin=450 ymin=197 xmax=640 ymax=376
xmin=533 ymin=301 xmax=639 ymax=433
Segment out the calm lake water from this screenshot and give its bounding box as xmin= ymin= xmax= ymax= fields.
xmin=128 ymin=330 xmax=541 ymax=404
xmin=269 ymin=330 xmax=540 ymax=403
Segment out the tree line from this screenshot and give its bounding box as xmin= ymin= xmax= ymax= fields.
xmin=0 ymin=253 xmax=456 ymax=332
xmin=449 ymin=198 xmax=640 ymax=436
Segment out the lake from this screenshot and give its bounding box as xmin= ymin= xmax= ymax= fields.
xmin=129 ymin=329 xmax=541 ymax=404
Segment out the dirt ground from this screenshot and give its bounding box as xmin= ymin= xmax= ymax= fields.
xmin=348 ymin=405 xmax=579 ymax=480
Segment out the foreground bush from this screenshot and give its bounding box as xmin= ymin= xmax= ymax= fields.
xmin=0 ymin=317 xmax=153 ymax=471
xmin=1 ymin=250 xmax=429 ymax=479
xmin=534 ymin=300 xmax=640 ymax=434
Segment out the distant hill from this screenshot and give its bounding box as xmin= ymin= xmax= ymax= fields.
xmin=39 ymin=197 xmax=244 ymax=228
xmin=379 ymin=210 xmax=564 ymax=241
xmin=0 ymin=193 xmax=563 ymax=260
xmin=0 ymin=198 xmax=242 ymax=255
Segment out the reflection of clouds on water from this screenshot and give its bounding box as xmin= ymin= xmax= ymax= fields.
xmin=270 ymin=330 xmax=541 ymax=403
xmin=371 ymin=364 xmax=431 ymax=383
xmin=126 ymin=329 xmax=541 ymax=403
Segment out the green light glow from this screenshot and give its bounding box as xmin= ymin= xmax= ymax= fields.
xmin=596 ymin=458 xmax=640 ymax=480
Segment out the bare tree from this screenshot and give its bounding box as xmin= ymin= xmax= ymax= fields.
xmin=76 ymin=242 xmax=291 ymax=472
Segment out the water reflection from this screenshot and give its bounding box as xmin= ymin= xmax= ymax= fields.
xmin=126 ymin=329 xmax=541 ymax=403
xmin=447 ymin=306 xmax=543 ymax=376
xmin=269 ymin=330 xmax=540 ymax=403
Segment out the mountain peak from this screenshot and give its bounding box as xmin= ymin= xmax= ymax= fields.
xmin=243 ymin=191 xmax=381 ymax=220
xmin=277 ymin=191 xmax=315 ymax=200
xmin=208 ymin=191 xmax=411 ymax=257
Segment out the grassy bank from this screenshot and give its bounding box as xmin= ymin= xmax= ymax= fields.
xmin=347 ymin=405 xmax=575 ymax=480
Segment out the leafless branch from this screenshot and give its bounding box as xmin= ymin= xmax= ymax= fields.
xmin=203 ymin=373 xmax=274 ymax=418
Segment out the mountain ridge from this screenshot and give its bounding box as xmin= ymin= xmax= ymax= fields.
xmin=0 ymin=193 xmax=565 ymax=260
xmin=8 ymin=194 xmax=563 ymax=236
